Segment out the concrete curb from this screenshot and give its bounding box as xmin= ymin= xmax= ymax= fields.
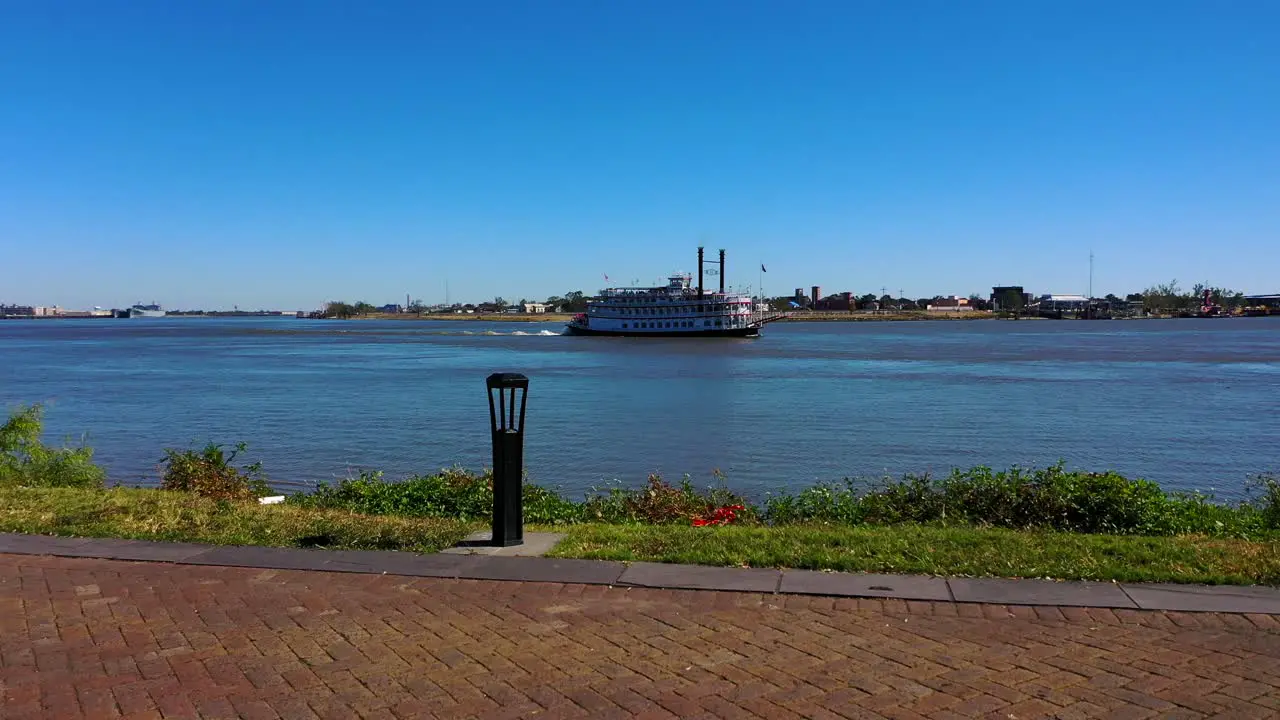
xmin=3 ymin=532 xmax=1278 ymax=613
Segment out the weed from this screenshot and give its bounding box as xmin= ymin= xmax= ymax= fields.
xmin=159 ymin=442 xmax=270 ymax=501
xmin=295 ymin=467 xmax=584 ymax=524
xmin=1249 ymin=473 xmax=1280 ymax=530
xmin=0 ymin=404 xmax=105 ymax=489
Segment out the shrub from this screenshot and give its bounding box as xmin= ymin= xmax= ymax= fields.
xmin=1250 ymin=473 xmax=1280 ymax=530
xmin=160 ymin=442 xmax=269 ymax=501
xmin=764 ymin=462 xmax=1266 ymax=538
xmin=0 ymin=404 xmax=105 ymax=489
xmin=295 ymin=468 xmax=584 ymax=525
xmin=581 ymin=472 xmax=755 ymax=525
xmin=293 ymin=463 xmax=1270 ymax=539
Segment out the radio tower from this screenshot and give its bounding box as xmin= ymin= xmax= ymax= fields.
xmin=1088 ymin=250 xmax=1094 ymax=300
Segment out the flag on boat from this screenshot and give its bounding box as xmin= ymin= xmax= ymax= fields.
xmin=761 ymin=264 xmax=767 ymax=272
xmin=603 ymin=273 xmax=609 ymax=281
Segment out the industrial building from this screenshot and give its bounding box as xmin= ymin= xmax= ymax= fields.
xmin=927 ymin=296 xmax=974 ymax=312
xmin=1037 ymin=294 xmax=1090 ymax=312
xmin=990 ymin=286 xmax=1033 ymax=311
xmin=814 ymin=292 xmax=854 ymax=311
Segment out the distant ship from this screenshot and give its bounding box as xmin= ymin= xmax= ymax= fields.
xmin=565 ymin=247 xmax=787 ymax=338
xmin=127 ymin=303 xmax=165 ymax=318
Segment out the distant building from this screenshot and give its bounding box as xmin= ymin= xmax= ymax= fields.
xmin=1246 ymin=294 xmax=1280 ymax=309
xmin=811 ymin=286 xmax=821 ymax=308
xmin=815 ymin=292 xmax=854 ymax=311
xmin=522 ymin=303 xmax=549 ymax=314
xmin=927 ymin=296 xmax=974 ymax=312
xmin=990 ymin=286 xmax=1032 ymax=311
xmin=1038 ymin=294 xmax=1089 ymax=312
xmin=378 ymin=304 xmax=404 ymax=314
xmin=0 ymin=305 xmax=35 ymax=317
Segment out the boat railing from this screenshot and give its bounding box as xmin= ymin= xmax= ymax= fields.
xmin=752 ymin=310 xmax=792 ymax=326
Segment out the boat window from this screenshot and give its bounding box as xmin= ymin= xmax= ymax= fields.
xmin=622 ymin=323 xmax=627 ymax=329
xmin=715 ymin=320 xmax=722 ymax=326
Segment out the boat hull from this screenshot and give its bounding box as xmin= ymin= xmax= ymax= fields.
xmin=564 ymin=324 xmax=759 ymax=338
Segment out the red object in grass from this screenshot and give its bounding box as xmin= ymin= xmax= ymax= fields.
xmin=691 ymin=504 xmax=746 ymax=527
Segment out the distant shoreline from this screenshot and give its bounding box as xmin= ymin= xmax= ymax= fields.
xmin=346 ymin=310 xmax=1005 ymax=323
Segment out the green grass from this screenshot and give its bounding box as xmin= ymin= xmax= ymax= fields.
xmin=546 ymin=523 xmax=1280 ymax=585
xmin=0 ymin=485 xmax=476 ymax=553
xmin=4 ymin=484 xmax=1279 ymax=585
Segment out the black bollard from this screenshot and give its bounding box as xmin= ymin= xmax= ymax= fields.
xmin=486 ymin=373 xmax=528 ymax=547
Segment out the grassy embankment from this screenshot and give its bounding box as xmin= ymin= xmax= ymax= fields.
xmin=0 ymin=485 xmax=472 ymax=552
xmin=4 ymin=404 xmax=1279 ymax=584
xmin=290 ymin=468 xmax=1280 ymax=585
xmin=0 ymin=407 xmax=473 ymax=552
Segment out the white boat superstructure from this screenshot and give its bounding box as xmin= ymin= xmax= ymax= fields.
xmin=127 ymin=303 xmax=165 ymax=318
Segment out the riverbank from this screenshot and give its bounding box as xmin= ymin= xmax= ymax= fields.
xmin=3 ymin=484 xmax=1278 ymax=584
xmin=362 ymin=312 xmax=574 ymax=322
xmin=0 ymin=485 xmax=472 ymax=553
xmin=6 ymin=404 xmax=1279 ymax=584
xmin=780 ymin=310 xmax=997 ymax=321
xmin=348 ymin=310 xmax=1000 ymax=322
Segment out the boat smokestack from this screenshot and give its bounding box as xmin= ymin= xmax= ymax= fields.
xmin=719 ymin=249 xmax=725 ymax=294
xmin=697 ymin=246 xmax=704 ymax=298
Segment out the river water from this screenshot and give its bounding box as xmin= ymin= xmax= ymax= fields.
xmin=2 ymin=317 xmax=1276 ymax=500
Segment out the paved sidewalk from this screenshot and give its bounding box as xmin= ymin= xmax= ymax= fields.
xmin=4 ymin=533 xmax=1280 ymax=613
xmin=3 ymin=553 xmax=1280 ymax=719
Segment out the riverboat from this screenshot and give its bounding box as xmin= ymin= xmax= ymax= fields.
xmin=565 ymin=248 xmax=786 ymax=337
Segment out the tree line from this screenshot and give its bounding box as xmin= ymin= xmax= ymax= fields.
xmin=1137 ymin=281 xmax=1247 ymax=313
xmin=324 ymin=280 xmax=1252 ymax=318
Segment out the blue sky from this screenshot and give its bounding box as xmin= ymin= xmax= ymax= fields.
xmin=2 ymin=1 xmax=1277 ymax=310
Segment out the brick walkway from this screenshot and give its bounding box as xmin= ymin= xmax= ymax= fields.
xmin=2 ymin=554 xmax=1278 ymax=719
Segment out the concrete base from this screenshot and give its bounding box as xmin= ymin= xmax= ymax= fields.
xmin=440 ymin=531 xmax=566 ymax=557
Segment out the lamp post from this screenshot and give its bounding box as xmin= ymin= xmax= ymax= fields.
xmin=486 ymin=373 xmax=528 ymax=547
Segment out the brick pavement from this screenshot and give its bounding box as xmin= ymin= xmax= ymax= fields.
xmin=1 ymin=553 xmax=1278 ymax=719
